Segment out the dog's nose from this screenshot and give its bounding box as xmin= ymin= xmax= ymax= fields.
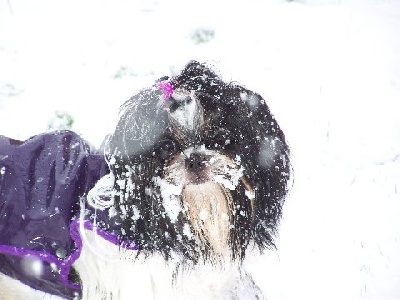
xmin=185 ymin=153 xmax=207 ymax=172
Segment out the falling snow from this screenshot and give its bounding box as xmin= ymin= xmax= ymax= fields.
xmin=0 ymin=0 xmax=400 ymax=299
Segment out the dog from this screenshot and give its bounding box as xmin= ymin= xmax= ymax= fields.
xmin=0 ymin=61 xmax=290 ymax=299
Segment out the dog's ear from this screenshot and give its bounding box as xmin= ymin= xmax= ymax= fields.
xmin=229 ymin=86 xmax=291 ymax=250
xmin=254 ymin=98 xmax=291 ymax=249
xmin=108 ymin=88 xmax=168 ymax=159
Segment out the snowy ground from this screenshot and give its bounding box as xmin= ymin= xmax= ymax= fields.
xmin=1 ymin=0 xmax=400 ymax=299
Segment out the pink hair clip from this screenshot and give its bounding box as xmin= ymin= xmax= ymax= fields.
xmin=156 ymin=82 xmax=174 ymax=101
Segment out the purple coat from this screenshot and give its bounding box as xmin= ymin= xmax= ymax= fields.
xmin=0 ymin=131 xmax=109 ymax=299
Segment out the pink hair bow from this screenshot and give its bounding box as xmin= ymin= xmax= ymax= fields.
xmin=156 ymin=82 xmax=174 ymax=101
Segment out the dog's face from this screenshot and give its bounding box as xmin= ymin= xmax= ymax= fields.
xmin=106 ymin=61 xmax=290 ymax=263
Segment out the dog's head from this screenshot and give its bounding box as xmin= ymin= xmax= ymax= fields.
xmin=105 ymin=61 xmax=290 ymax=263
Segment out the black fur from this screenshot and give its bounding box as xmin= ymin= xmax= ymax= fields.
xmin=106 ymin=61 xmax=291 ymax=263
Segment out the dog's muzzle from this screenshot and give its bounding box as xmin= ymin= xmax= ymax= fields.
xmin=185 ymin=152 xmax=210 ymax=184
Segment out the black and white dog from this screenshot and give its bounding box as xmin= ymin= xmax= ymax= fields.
xmin=74 ymin=61 xmax=291 ymax=299
xmin=0 ymin=61 xmax=291 ymax=299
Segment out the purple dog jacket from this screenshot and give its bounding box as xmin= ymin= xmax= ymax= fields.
xmin=0 ymin=131 xmax=109 ymax=299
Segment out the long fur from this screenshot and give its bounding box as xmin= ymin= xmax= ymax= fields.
xmin=104 ymin=61 xmax=290 ymax=262
xmin=75 ymin=228 xmax=264 ymax=299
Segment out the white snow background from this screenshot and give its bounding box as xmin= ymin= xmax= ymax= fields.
xmin=1 ymin=0 xmax=400 ymax=299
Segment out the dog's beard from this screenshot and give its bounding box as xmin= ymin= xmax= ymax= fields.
xmin=182 ymin=182 xmax=232 ymax=256
xmin=157 ymin=149 xmax=254 ymax=260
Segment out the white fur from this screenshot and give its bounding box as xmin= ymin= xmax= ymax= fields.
xmin=0 ymin=272 xmax=64 ymax=300
xmin=73 ymin=229 xmax=263 ymax=300
xmin=168 ymin=89 xmax=204 ymax=131
xmin=0 ymin=228 xmax=263 ymax=300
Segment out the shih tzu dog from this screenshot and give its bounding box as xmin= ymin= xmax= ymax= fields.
xmin=0 ymin=61 xmax=290 ymax=300
xmin=74 ymin=61 xmax=291 ymax=299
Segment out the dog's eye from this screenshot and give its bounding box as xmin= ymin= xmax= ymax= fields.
xmin=211 ymin=129 xmax=231 ymax=149
xmin=159 ymin=139 xmax=177 ymax=158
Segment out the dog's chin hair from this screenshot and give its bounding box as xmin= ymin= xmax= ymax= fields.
xmin=182 ymin=181 xmax=233 ymax=258
xmin=86 ymin=173 xmax=115 ymax=210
